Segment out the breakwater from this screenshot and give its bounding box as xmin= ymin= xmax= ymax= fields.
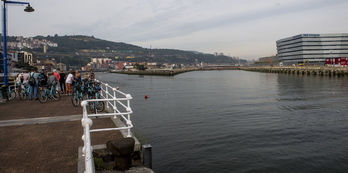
xmin=110 ymin=66 xmax=239 ymax=76
xmin=110 ymin=69 xmax=194 ymax=76
xmin=241 ymin=66 xmax=348 ymax=77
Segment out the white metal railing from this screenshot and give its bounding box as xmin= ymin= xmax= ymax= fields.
xmin=81 ymin=80 xmax=133 ymax=173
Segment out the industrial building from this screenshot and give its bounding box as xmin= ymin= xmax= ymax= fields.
xmin=276 ymin=33 xmax=348 ymax=66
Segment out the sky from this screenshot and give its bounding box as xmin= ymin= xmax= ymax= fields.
xmin=4 ymin=0 xmax=348 ymax=60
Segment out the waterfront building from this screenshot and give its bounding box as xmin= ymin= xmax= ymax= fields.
xmin=276 ymin=33 xmax=348 ymax=66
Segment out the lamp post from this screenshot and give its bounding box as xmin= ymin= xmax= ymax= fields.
xmin=2 ymin=0 xmax=34 ymax=85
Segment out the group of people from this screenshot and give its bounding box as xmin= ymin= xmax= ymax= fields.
xmin=15 ymin=69 xmax=95 ymax=100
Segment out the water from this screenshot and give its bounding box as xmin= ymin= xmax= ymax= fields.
xmin=96 ymin=70 xmax=348 ymax=173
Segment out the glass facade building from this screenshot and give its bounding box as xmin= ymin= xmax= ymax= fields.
xmin=276 ymin=33 xmax=348 ymax=66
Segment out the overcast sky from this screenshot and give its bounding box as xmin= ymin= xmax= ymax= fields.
xmin=5 ymin=0 xmax=348 ymax=60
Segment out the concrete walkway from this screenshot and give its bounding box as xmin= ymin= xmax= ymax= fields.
xmin=0 ymin=94 xmax=124 ymax=173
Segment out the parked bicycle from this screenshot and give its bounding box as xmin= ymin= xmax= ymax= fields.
xmin=38 ymin=83 xmax=61 ymax=103
xmin=71 ymin=82 xmax=87 ymax=107
xmin=7 ymin=85 xmax=16 ymax=100
xmin=19 ymin=83 xmax=30 ymax=100
xmin=0 ymin=85 xmax=9 ymax=103
xmin=87 ymin=82 xmax=105 ymax=113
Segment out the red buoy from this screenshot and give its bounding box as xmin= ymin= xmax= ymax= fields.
xmin=144 ymin=95 xmax=149 ymax=99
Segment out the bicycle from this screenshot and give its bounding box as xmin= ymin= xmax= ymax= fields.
xmin=0 ymin=84 xmax=16 ymax=102
xmin=71 ymin=82 xmax=87 ymax=107
xmin=38 ymin=83 xmax=61 ymax=103
xmin=7 ymin=85 xmax=16 ymax=100
xmin=0 ymin=85 xmax=9 ymax=103
xmin=87 ymin=83 xmax=105 ymax=113
xmin=19 ymin=83 xmax=30 ymax=100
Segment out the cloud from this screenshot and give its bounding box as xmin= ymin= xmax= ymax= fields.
xmin=5 ymin=0 xmax=348 ymax=59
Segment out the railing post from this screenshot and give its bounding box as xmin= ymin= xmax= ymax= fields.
xmin=113 ymin=87 xmax=118 ymax=118
xmin=81 ymin=100 xmax=94 ymax=173
xmin=105 ymin=83 xmax=109 ymax=109
xmin=126 ymin=94 xmax=132 ymax=137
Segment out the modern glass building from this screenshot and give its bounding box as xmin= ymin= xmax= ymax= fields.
xmin=276 ymin=33 xmax=348 ymax=66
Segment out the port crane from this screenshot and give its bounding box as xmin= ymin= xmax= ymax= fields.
xmin=266 ymin=57 xmax=273 ymax=67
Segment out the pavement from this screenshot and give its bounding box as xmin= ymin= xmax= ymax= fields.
xmin=0 ymin=94 xmax=125 ymax=173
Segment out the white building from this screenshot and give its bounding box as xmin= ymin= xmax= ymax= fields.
xmin=276 ymin=33 xmax=348 ymax=66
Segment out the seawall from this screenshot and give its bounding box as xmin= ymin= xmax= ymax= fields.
xmin=110 ymin=66 xmax=240 ymax=76
xmin=241 ymin=66 xmax=348 ymax=77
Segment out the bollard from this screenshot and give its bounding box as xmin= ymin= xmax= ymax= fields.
xmin=142 ymin=144 xmax=152 ymax=169
xmin=106 ymin=138 xmax=135 ymax=171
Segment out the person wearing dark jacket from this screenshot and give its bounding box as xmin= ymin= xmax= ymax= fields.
xmin=59 ymin=70 xmax=66 ymax=94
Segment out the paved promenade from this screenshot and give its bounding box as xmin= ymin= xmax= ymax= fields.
xmin=0 ymin=94 xmax=124 ymax=173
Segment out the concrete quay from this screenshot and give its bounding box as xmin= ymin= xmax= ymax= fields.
xmin=0 ymin=94 xmax=150 ymax=173
xmin=241 ymin=66 xmax=348 ymax=76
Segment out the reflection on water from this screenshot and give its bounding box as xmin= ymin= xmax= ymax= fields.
xmin=97 ymin=71 xmax=348 ymax=173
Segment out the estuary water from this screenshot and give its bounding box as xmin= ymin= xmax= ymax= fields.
xmin=96 ymin=70 xmax=348 ymax=173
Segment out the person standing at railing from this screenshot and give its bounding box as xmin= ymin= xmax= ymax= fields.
xmin=47 ymin=72 xmax=58 ymax=87
xmin=75 ymin=71 xmax=82 ymax=84
xmin=29 ymin=70 xmax=40 ymax=100
xmin=59 ymin=70 xmax=66 ymax=95
xmin=84 ymin=72 xmax=89 ymax=80
xmin=15 ymin=73 xmax=22 ymax=94
xmin=65 ymin=71 xmax=75 ymax=95
xmin=89 ymin=69 xmax=95 ymax=80
xmin=53 ymin=70 xmax=61 ymax=91
xmin=21 ymin=71 xmax=29 ymax=89
xmin=38 ymin=69 xmax=47 ymax=89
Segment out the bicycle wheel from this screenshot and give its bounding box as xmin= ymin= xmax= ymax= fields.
xmin=96 ymin=101 xmax=105 ymax=112
xmin=8 ymin=89 xmax=16 ymax=100
xmin=38 ymin=90 xmax=48 ymax=103
xmin=19 ymin=91 xmax=27 ymax=100
xmin=52 ymin=90 xmax=61 ymax=100
xmin=89 ymin=102 xmax=96 ymax=113
xmin=71 ymin=95 xmax=80 ymax=107
xmin=0 ymin=92 xmax=7 ymax=103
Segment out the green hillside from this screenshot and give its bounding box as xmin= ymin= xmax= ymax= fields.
xmin=23 ymin=35 xmax=244 ymax=66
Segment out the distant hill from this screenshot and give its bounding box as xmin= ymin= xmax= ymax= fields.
xmin=25 ymin=35 xmax=245 ymax=65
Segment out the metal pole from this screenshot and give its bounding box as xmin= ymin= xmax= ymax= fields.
xmin=2 ymin=1 xmax=8 ymax=85
xmin=2 ymin=1 xmax=32 ymax=85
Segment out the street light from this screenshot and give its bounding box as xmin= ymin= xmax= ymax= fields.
xmin=2 ymin=0 xmax=34 ymax=85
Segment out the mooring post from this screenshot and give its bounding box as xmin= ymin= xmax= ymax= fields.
xmin=142 ymin=144 xmax=152 ymax=169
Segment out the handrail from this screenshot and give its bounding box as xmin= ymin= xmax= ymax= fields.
xmin=81 ymin=80 xmax=133 ymax=173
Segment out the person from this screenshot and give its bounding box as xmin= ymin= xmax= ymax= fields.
xmin=15 ymin=73 xmax=22 ymax=94
xmin=21 ymin=71 xmax=29 ymax=88
xmin=75 ymin=70 xmax=82 ymax=84
xmin=53 ymin=70 xmax=61 ymax=91
xmin=29 ymin=70 xmax=40 ymax=100
xmin=47 ymin=72 xmax=58 ymax=87
xmin=21 ymin=71 xmax=30 ymax=95
xmin=59 ymin=70 xmax=66 ymax=94
xmin=84 ymin=72 xmax=89 ymax=80
xmin=65 ymin=71 xmax=75 ymax=95
xmin=38 ymin=69 xmax=47 ymax=88
xmin=75 ymin=70 xmax=81 ymax=79
xmin=89 ymin=69 xmax=95 ymax=80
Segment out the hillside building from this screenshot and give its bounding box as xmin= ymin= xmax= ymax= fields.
xmin=276 ymin=33 xmax=348 ymax=66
